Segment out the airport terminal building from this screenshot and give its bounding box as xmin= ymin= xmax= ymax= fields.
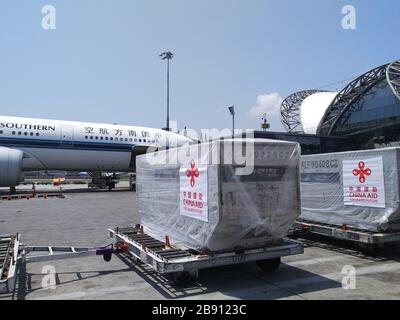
xmin=279 ymin=59 xmax=400 ymax=153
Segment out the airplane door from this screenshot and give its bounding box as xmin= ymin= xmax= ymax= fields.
xmin=61 ymin=126 xmax=74 ymax=145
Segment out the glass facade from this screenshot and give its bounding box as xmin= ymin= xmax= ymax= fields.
xmin=331 ymin=79 xmax=400 ymax=149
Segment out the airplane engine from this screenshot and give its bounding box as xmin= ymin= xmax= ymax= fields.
xmin=0 ymin=147 xmax=24 ymax=187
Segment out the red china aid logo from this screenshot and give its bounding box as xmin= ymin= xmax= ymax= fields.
xmin=352 ymin=161 xmax=372 ymax=184
xmin=186 ymin=160 xmax=199 ymax=187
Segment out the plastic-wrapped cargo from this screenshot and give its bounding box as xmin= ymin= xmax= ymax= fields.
xmin=300 ymin=147 xmax=400 ymax=233
xmin=136 ymin=139 xmax=301 ymax=252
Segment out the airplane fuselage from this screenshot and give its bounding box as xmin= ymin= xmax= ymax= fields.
xmin=0 ymin=116 xmax=190 ymax=172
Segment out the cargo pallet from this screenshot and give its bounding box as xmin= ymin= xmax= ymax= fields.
xmin=108 ymin=225 xmax=304 ymax=283
xmin=291 ymin=219 xmax=400 ymax=253
xmin=0 ymin=234 xmax=20 ymax=294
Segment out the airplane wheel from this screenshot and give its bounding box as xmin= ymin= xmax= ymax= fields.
xmin=108 ymin=182 xmax=116 ymax=191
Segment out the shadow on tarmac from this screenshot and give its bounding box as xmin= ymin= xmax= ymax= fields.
xmin=114 ymin=253 xmax=341 ymax=300
xmin=293 ymin=233 xmax=400 ymax=263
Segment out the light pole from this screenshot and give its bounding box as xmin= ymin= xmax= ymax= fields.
xmin=228 ymin=105 xmax=235 ymax=138
xmin=160 ymin=51 xmax=174 ymax=131
xmin=261 ymin=113 xmax=270 ymax=132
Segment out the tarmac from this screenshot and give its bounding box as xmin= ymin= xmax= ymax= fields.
xmin=1 ymin=183 xmax=400 ymax=300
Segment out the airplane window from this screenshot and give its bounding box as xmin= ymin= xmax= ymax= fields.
xmin=129 ymin=138 xmax=132 ymax=142
xmin=18 ymin=132 xmax=22 ymax=135
xmin=30 ymin=132 xmax=34 ymax=136
xmin=134 ymin=138 xmax=137 ymax=142
xmin=100 ymin=137 xmax=104 ymax=140
xmin=95 ymin=136 xmax=98 ymax=140
xmin=0 ymin=130 xmax=3 ymax=134
xmin=90 ymin=136 xmax=93 ymax=140
xmin=85 ymin=136 xmax=88 ymax=139
xmin=143 ymin=139 xmax=146 ymax=142
xmin=139 ymin=139 xmax=142 ymax=142
xmin=24 ymin=132 xmax=28 ymax=136
xmin=105 ymin=137 xmax=109 ymax=141
xmin=36 ymin=133 xmax=39 ymax=136
xmin=12 ymin=131 xmax=15 ymax=135
xmin=120 ymin=138 xmax=123 ymax=142
xmin=125 ymin=138 xmax=128 ymax=142
xmin=110 ymin=137 xmax=113 ymax=141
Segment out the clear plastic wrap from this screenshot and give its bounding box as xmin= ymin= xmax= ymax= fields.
xmin=136 ymin=139 xmax=301 ymax=252
xmin=300 ymin=148 xmax=400 ymax=232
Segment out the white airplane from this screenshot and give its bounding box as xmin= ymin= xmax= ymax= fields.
xmin=0 ymin=115 xmax=192 ymax=188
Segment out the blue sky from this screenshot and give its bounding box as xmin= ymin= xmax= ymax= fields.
xmin=0 ymin=0 xmax=399 ymax=133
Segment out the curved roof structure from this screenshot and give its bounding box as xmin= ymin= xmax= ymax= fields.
xmin=317 ymin=63 xmax=391 ymax=136
xmin=280 ymin=90 xmax=324 ymax=133
xmin=281 ymin=59 xmax=400 ymax=142
xmin=300 ymin=92 xmax=338 ymax=135
xmin=387 ymin=60 xmax=400 ymax=99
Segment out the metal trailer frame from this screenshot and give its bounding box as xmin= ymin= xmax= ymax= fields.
xmin=108 ymin=226 xmax=304 ymax=281
xmin=0 ymin=239 xmax=132 ymax=294
xmin=21 ymin=246 xmax=100 ymax=263
xmin=0 ymin=234 xmax=20 ymax=294
xmin=0 ymin=225 xmax=303 ymax=293
xmin=291 ymin=219 xmax=400 ymax=252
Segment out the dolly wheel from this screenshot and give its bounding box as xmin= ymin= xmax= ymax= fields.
xmin=103 ymin=253 xmax=112 ymax=262
xmin=256 ymin=258 xmax=281 ymax=273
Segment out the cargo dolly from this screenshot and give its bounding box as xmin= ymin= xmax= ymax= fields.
xmin=0 ymin=234 xmax=20 ymax=294
xmin=291 ymin=219 xmax=400 ymax=253
xmin=0 ymin=237 xmax=130 ymax=294
xmin=108 ymin=225 xmax=304 ymax=283
xmin=0 ymin=226 xmax=303 ymax=293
